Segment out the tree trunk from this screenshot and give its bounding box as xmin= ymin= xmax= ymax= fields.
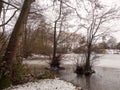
xmin=51 ymin=21 xmax=57 ymax=66
xmin=23 ymin=26 xmax=28 ymax=58
xmin=0 ymin=0 xmax=34 ymax=89
xmin=0 ymin=0 xmax=3 ymax=15
xmin=85 ymin=43 xmax=92 ymax=71
xmin=51 ymin=0 xmax=62 ymax=68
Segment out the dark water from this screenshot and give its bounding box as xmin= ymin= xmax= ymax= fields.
xmin=32 ymin=65 xmax=120 ymax=90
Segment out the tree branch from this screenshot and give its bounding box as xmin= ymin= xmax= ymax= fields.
xmin=0 ymin=9 xmax=18 ymax=27
xmin=2 ymin=0 xmax=19 ymax=10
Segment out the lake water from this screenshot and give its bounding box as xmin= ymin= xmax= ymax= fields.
xmin=54 ymin=66 xmax=120 ymax=90
xmin=26 ymin=54 xmax=120 ymax=90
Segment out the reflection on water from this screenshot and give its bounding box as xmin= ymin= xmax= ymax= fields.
xmin=31 ymin=65 xmax=120 ymax=90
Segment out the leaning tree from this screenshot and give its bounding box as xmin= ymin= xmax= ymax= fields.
xmin=0 ymin=0 xmax=35 ymax=89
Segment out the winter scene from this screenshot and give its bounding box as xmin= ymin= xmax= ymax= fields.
xmin=1 ymin=0 xmax=120 ymax=90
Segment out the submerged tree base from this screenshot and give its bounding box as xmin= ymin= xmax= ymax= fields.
xmin=84 ymin=70 xmax=95 ymax=75
xmin=75 ymin=66 xmax=95 ymax=75
xmin=46 ymin=66 xmax=65 ymax=71
xmin=50 ymin=54 xmax=64 ymax=70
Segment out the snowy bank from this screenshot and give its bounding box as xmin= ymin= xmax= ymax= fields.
xmin=4 ymin=79 xmax=80 ymax=90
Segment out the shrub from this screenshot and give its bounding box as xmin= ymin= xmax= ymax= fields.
xmin=0 ymin=56 xmax=11 ymax=89
xmin=0 ymin=55 xmax=4 ymax=79
xmin=0 ymin=76 xmax=11 ymax=90
xmin=50 ymin=54 xmax=62 ymax=69
xmin=37 ymin=71 xmax=55 ymax=79
xmin=75 ymin=64 xmax=86 ymax=74
xmin=0 ymin=56 xmax=33 ymax=89
xmin=73 ymin=46 xmax=86 ymax=54
xmin=11 ymin=57 xmax=32 ymax=85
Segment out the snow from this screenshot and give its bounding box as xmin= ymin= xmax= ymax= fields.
xmin=4 ymin=79 xmax=78 ymax=90
xmin=27 ymin=54 xmax=49 ymax=60
xmin=23 ymin=60 xmax=49 ymax=65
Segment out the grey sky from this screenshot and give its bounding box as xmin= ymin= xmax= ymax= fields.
xmin=101 ymin=0 xmax=120 ymax=6
xmin=2 ymin=0 xmax=120 ymax=42
xmin=102 ymin=0 xmax=120 ymax=42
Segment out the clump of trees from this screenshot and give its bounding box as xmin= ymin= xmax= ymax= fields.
xmin=23 ymin=18 xmax=53 ymax=58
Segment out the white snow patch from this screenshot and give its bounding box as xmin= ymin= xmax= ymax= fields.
xmin=27 ymin=54 xmax=49 ymax=60
xmin=23 ymin=60 xmax=49 ymax=65
xmin=4 ymin=79 xmax=78 ymax=90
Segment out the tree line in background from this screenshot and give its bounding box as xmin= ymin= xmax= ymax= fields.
xmin=0 ymin=0 xmax=120 ymax=89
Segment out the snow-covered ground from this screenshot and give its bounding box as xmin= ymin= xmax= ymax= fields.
xmin=4 ymin=79 xmax=79 ymax=90
xmin=23 ymin=60 xmax=49 ymax=65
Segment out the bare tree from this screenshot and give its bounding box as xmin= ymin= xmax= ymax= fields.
xmin=50 ymin=0 xmax=63 ymax=69
xmin=22 ymin=2 xmax=46 ymax=58
xmin=73 ymin=0 xmax=120 ymax=74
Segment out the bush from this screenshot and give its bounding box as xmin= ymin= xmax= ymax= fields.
xmin=73 ymin=46 xmax=86 ymax=54
xmin=0 ymin=55 xmax=4 ymax=79
xmin=0 ymin=56 xmax=33 ymax=89
xmin=11 ymin=57 xmax=32 ymax=85
xmin=75 ymin=63 xmax=95 ymax=75
xmin=75 ymin=64 xmax=86 ymax=75
xmin=57 ymin=47 xmax=68 ymax=54
xmin=50 ymin=54 xmax=62 ymax=69
xmin=0 ymin=76 xmax=12 ymax=90
xmin=37 ymin=71 xmax=55 ymax=79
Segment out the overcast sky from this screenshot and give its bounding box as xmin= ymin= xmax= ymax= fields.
xmin=43 ymin=0 xmax=120 ymax=42
xmin=4 ymin=0 xmax=120 ymax=42
xmin=12 ymin=0 xmax=120 ymax=42
xmin=101 ymin=0 xmax=120 ymax=6
xmin=102 ymin=0 xmax=120 ymax=42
